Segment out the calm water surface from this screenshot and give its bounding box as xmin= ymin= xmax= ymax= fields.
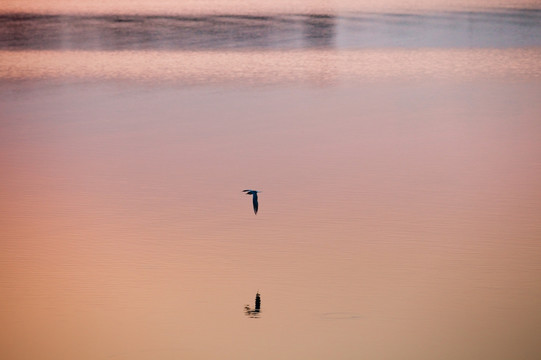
xmin=1 ymin=1 xmax=541 ymax=360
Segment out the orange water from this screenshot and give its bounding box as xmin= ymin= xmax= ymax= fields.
xmin=1 ymin=2 xmax=541 ymax=360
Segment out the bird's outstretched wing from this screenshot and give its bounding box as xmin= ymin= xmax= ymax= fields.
xmin=253 ymin=195 xmax=258 ymax=214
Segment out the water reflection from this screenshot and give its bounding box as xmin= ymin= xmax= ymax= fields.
xmin=244 ymin=292 xmax=261 ymax=318
xmin=303 ymin=14 xmax=336 ymax=48
xmin=1 ymin=9 xmax=540 ymax=50
xmin=0 ymin=14 xmax=336 ymax=50
xmin=2 ymin=49 xmax=540 ymax=83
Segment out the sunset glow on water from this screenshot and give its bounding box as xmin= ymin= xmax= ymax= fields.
xmin=1 ymin=1 xmax=541 ymax=360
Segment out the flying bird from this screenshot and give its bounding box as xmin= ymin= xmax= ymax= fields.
xmin=243 ymin=190 xmax=260 ymax=214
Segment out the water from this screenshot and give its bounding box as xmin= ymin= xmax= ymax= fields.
xmin=1 ymin=1 xmax=541 ymax=360
xmin=2 ymin=10 xmax=541 ymax=50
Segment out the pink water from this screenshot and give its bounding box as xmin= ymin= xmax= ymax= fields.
xmin=1 ymin=2 xmax=541 ymax=360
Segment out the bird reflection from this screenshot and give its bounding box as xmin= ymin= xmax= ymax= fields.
xmin=244 ymin=292 xmax=261 ymax=318
xmin=242 ymin=190 xmax=260 ymax=214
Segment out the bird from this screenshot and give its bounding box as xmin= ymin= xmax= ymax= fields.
xmin=243 ymin=190 xmax=260 ymax=214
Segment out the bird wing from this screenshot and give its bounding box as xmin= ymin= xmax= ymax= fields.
xmin=253 ymin=196 xmax=258 ymax=214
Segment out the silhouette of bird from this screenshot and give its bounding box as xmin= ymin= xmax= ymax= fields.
xmin=243 ymin=190 xmax=260 ymax=214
